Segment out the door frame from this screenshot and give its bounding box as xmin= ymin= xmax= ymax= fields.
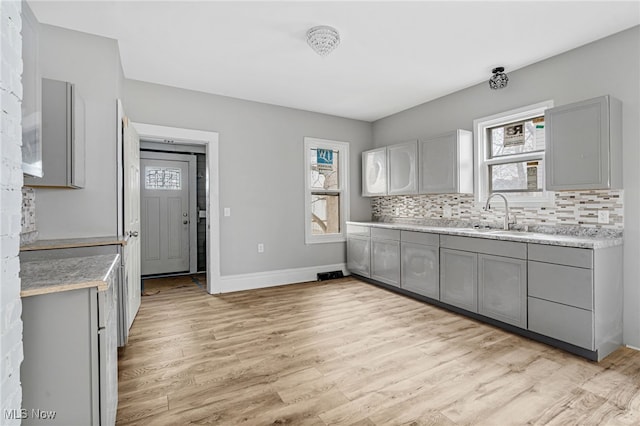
xmin=131 ymin=122 xmax=220 ymax=294
xmin=140 ymin=151 xmax=198 ymax=274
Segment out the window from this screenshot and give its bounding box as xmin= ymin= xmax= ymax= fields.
xmin=304 ymin=137 xmax=350 ymax=244
xmin=474 ymin=101 xmax=554 ymax=206
xmin=144 ymin=166 xmax=182 ymax=190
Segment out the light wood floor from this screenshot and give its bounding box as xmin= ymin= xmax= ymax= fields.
xmin=116 ymin=276 xmax=640 ymax=425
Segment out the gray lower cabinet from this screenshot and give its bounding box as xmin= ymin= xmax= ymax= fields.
xmin=21 ymin=264 xmax=119 ymax=425
xmin=346 ymin=224 xmax=371 ymax=278
xmin=371 ymin=228 xmax=401 ymax=286
xmin=440 ymin=248 xmax=477 ymax=312
xmin=400 ymin=231 xmax=439 ymax=299
xmin=478 ymin=254 xmax=527 ymax=328
xmin=527 ymin=243 xmax=623 ymax=360
xmin=347 ymin=236 xmax=371 ymax=278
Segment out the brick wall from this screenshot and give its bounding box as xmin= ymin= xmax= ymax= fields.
xmin=0 ymin=1 xmax=24 ymax=423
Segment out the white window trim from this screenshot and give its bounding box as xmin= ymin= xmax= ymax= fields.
xmin=304 ymin=137 xmax=350 ymax=244
xmin=474 ymin=100 xmax=555 ymax=208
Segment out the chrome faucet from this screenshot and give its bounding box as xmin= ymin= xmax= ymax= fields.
xmin=484 ymin=193 xmax=513 ymax=230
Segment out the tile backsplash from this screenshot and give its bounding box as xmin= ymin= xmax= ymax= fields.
xmin=372 ymin=190 xmax=623 ymax=230
xmin=20 ymin=187 xmax=38 ymax=245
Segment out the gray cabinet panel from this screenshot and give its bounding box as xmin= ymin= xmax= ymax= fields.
xmin=24 ymin=78 xmax=86 ymax=188
xmin=347 ymin=237 xmax=371 ymax=278
xmin=528 ymin=297 xmax=594 ymax=350
xmin=418 ymin=129 xmax=473 ymax=194
xmin=22 ymin=289 xmax=99 ymax=425
xmin=387 ymin=140 xmax=418 ymax=195
xmin=440 ymin=248 xmax=477 ymax=312
xmin=362 ymin=147 xmax=387 ymax=196
xmin=371 ymin=239 xmax=401 ymax=286
xmin=346 ymin=223 xmax=371 ymax=238
xmin=440 ymin=235 xmax=527 ymax=259
xmin=401 ymin=230 xmax=438 ymax=246
xmin=401 ymin=241 xmax=439 ymax=299
xmin=528 ymin=243 xmax=592 ymax=268
xmin=478 ymin=254 xmax=527 ymax=328
xmin=546 ymin=95 xmax=622 ymax=190
xmin=371 ymin=227 xmax=401 ymax=241
xmin=528 ymin=261 xmax=593 ymax=310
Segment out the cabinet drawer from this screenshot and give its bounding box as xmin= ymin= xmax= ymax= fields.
xmin=401 ymin=230 xmax=438 ymax=246
xmin=347 ymin=223 xmax=370 ymax=238
xmin=371 ymin=227 xmax=401 ymax=241
xmin=440 ymin=235 xmax=526 ymax=259
xmin=528 ymin=244 xmax=592 ymax=269
xmin=528 ymin=297 xmax=593 ymax=350
xmin=528 ymin=261 xmax=593 ymax=310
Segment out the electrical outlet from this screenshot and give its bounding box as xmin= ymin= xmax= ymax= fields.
xmin=257 ymin=243 xmax=264 ymax=253
xmin=443 ymin=205 xmax=452 ymax=218
xmin=597 ymin=210 xmax=609 ymax=224
xmin=224 ymin=208 xmax=231 ymax=217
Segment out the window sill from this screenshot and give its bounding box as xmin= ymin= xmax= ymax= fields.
xmin=305 ymin=234 xmax=346 ymax=245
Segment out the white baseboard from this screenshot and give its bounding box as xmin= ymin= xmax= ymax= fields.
xmin=626 ymin=345 xmax=640 ymax=352
xmin=218 ymin=263 xmax=348 ymax=293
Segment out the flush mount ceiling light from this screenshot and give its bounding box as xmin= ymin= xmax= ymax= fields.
xmin=306 ymin=25 xmax=340 ymax=56
xmin=489 ymin=66 xmax=509 ymax=90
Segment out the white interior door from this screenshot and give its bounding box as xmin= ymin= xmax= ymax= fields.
xmin=140 ymin=157 xmax=190 ymax=275
xmin=123 ymin=117 xmax=141 ymax=329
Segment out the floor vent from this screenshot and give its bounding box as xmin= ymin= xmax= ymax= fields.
xmin=317 ymin=271 xmax=344 ymax=281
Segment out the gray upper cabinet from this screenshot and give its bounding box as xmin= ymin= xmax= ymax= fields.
xmin=21 ymin=1 xmax=42 ymax=178
xmin=400 ymin=231 xmax=439 ymax=299
xmin=418 ymin=130 xmax=473 ymax=194
xmin=362 ymin=147 xmax=387 ymax=196
xmin=545 ymin=95 xmax=622 ymax=190
xmin=24 ymin=78 xmax=86 ymax=188
xmin=387 ymin=140 xmax=418 ymax=195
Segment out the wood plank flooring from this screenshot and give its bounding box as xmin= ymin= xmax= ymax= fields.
xmin=116 ymin=276 xmax=640 ymax=425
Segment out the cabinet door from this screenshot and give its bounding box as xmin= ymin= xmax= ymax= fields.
xmin=388 ymin=140 xmax=418 ymax=195
xmin=371 ymin=239 xmax=400 ymax=286
xmin=440 ymin=248 xmax=477 ymax=312
xmin=419 ymin=132 xmax=456 ymax=193
xmin=546 ymin=96 xmax=612 ymax=190
xmin=347 ymin=237 xmax=371 ymax=278
xmin=478 ymin=254 xmax=527 ymax=328
xmin=401 ymin=242 xmax=439 ymax=299
xmin=362 ymin=147 xmax=387 ymax=196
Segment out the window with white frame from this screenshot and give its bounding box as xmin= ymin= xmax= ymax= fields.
xmin=474 ymin=100 xmax=554 ymax=206
xmin=304 ymin=137 xmax=350 ymax=244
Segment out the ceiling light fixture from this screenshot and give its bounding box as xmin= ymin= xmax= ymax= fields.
xmin=306 ymin=25 xmax=340 ymax=56
xmin=489 ymin=66 xmax=509 ymax=90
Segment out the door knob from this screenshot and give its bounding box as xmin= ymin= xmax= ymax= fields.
xmin=183 ymin=220 xmax=188 ymax=225
xmin=130 ymin=231 xmax=139 ymax=237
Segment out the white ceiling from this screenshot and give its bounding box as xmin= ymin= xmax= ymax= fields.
xmin=28 ymin=1 xmax=640 ymax=122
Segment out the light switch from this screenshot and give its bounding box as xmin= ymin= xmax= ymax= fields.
xmin=224 ymin=208 xmax=231 ymax=217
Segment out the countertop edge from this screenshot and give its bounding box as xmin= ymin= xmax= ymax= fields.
xmin=20 ymin=280 xmax=106 ymax=298
xmin=347 ymin=221 xmax=623 ymax=249
xmin=20 ymin=236 xmax=128 ymax=252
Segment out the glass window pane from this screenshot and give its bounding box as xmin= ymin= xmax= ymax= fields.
xmin=145 ymin=166 xmax=182 ymax=190
xmin=311 ymin=193 xmax=340 ymax=235
xmin=310 ymin=148 xmax=339 ymax=190
xmin=490 ymin=160 xmax=544 ymax=193
xmin=489 ymin=116 xmax=545 ymax=158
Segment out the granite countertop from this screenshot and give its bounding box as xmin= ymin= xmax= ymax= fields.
xmin=21 ymin=254 xmax=120 ymax=298
xmin=347 ymin=221 xmax=623 ymax=249
xmin=20 ymin=235 xmax=128 ymax=251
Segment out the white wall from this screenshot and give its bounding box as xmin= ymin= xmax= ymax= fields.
xmin=123 ymin=80 xmax=372 ymax=277
xmin=372 ymin=26 xmax=640 ymax=347
xmin=0 ymin=1 xmax=24 ymax=421
xmin=33 ymin=24 xmax=123 ymax=238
